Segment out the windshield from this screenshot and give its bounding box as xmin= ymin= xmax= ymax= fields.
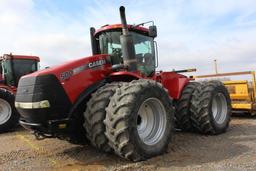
xmin=2 ymin=59 xmax=38 ymax=86
xmin=98 ymin=31 xmax=155 ymax=76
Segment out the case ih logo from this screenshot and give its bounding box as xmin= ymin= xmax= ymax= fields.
xmin=60 ymin=59 xmax=107 ymax=81
xmin=88 ymin=59 xmax=106 ymax=69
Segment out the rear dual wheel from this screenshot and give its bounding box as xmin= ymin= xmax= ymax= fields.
xmin=190 ymin=80 xmax=231 ymax=134
xmin=175 ymin=82 xmax=200 ymax=131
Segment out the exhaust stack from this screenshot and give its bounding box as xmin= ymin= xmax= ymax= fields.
xmin=119 ymin=6 xmax=137 ymax=71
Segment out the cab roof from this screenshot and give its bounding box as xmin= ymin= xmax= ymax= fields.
xmin=1 ymin=54 xmax=40 ymax=61
xmin=94 ymin=24 xmax=149 ymax=36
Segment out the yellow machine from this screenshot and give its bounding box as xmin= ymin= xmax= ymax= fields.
xmin=194 ymin=71 xmax=256 ymax=115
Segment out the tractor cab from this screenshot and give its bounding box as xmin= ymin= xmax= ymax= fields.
xmin=92 ymin=23 xmax=158 ymax=76
xmin=0 ymin=54 xmax=40 ymax=87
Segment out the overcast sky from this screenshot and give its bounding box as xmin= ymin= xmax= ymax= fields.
xmin=0 ymin=0 xmax=256 ymax=76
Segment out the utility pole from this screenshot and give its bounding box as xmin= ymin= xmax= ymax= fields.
xmin=214 ymin=59 xmax=218 ymax=74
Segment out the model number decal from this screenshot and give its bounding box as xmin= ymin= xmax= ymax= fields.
xmin=60 ymin=70 xmax=73 ymax=80
xmin=60 ymin=59 xmax=107 ymax=80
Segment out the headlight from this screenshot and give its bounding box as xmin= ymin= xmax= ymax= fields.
xmin=15 ymin=100 xmax=50 ymax=109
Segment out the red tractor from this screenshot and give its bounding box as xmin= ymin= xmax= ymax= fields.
xmin=0 ymin=54 xmax=40 ymax=132
xmin=15 ymin=7 xmax=231 ymax=161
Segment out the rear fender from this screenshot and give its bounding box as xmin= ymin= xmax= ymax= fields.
xmin=156 ymin=72 xmax=190 ymax=99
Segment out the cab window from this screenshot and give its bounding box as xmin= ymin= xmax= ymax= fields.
xmin=98 ymin=31 xmax=155 ymax=76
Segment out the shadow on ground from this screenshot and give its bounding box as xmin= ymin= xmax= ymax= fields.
xmin=58 ymin=117 xmax=255 ymax=170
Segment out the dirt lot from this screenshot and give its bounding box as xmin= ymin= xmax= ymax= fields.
xmin=0 ymin=116 xmax=255 ymax=171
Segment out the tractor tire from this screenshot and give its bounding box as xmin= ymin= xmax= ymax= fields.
xmin=175 ymin=82 xmax=200 ymax=131
xmin=190 ymin=80 xmax=231 ymax=134
xmin=83 ymin=82 xmax=123 ymax=152
xmin=0 ymin=89 xmax=19 ymax=132
xmin=105 ymin=79 xmax=174 ymax=161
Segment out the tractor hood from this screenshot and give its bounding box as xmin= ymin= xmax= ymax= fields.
xmin=22 ymin=54 xmax=112 ymax=80
xmin=17 ymin=54 xmax=113 ymax=104
xmin=15 ymin=54 xmax=113 ymax=126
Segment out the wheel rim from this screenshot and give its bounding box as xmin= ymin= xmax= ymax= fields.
xmin=0 ymin=99 xmax=12 ymax=125
xmin=211 ymin=93 xmax=228 ymax=124
xmin=137 ymin=97 xmax=167 ymax=146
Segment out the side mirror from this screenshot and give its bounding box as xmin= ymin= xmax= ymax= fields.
xmin=149 ymin=25 xmax=157 ymax=38
xmin=90 ymin=27 xmax=98 ymax=55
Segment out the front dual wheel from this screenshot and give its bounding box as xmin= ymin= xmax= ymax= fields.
xmin=104 ymin=80 xmax=174 ymax=161
xmin=137 ymin=98 xmax=167 ymax=146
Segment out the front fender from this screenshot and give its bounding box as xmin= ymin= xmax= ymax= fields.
xmin=68 ymin=79 xmax=107 ymax=116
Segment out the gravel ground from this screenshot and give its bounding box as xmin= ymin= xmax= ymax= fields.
xmin=0 ymin=116 xmax=255 ymax=171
